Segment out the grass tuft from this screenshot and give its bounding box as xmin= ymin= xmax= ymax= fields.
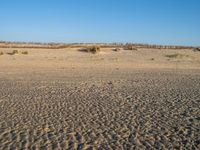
xmin=193 ymin=48 xmax=200 ymax=52
xmin=86 ymin=46 xmax=101 ymax=54
xmin=165 ymin=53 xmax=192 ymax=59
xmin=124 ymin=44 xmax=137 ymax=50
xmin=22 ymin=51 xmax=28 ymax=55
xmin=113 ymin=48 xmax=121 ymax=52
xmin=13 ymin=50 xmax=19 ymax=54
xmin=151 ymin=58 xmax=155 ymax=61
xmin=7 ymin=50 xmax=19 ymax=55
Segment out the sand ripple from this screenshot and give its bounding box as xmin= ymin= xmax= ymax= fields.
xmin=0 ymin=72 xmax=200 ymax=149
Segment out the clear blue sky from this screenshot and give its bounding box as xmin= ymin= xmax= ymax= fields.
xmin=0 ymin=0 xmax=200 ymax=46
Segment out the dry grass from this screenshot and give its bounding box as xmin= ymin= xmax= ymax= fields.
xmin=7 ymin=50 xmax=19 ymax=55
xmin=193 ymin=48 xmax=200 ymax=52
xmin=113 ymin=48 xmax=121 ymax=52
xmin=13 ymin=50 xmax=18 ymax=54
xmin=124 ymin=44 xmax=137 ymax=50
xmin=22 ymin=51 xmax=28 ymax=55
xmin=0 ymin=52 xmax=3 ymax=55
xmin=6 ymin=50 xmax=28 ymax=55
xmin=85 ymin=46 xmax=101 ymax=54
xmin=151 ymin=58 xmax=155 ymax=61
xmin=165 ymin=53 xmax=192 ymax=59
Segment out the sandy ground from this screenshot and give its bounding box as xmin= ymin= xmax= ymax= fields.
xmin=0 ymin=48 xmax=200 ymax=149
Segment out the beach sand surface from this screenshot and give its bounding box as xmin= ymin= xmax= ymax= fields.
xmin=0 ymin=48 xmax=200 ymax=149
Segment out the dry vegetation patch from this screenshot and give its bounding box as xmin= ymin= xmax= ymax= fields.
xmin=21 ymin=51 xmax=28 ymax=55
xmin=193 ymin=48 xmax=200 ymax=52
xmin=0 ymin=52 xmax=3 ymax=55
xmin=113 ymin=48 xmax=121 ymax=52
xmin=165 ymin=53 xmax=193 ymax=59
xmin=150 ymin=58 xmax=155 ymax=61
xmin=6 ymin=50 xmax=29 ymax=55
xmin=82 ymin=46 xmax=101 ymax=54
xmin=124 ymin=44 xmax=137 ymax=50
xmin=7 ymin=50 xmax=19 ymax=55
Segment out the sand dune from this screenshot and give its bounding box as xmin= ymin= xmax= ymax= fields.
xmin=0 ymin=47 xmax=200 ymax=149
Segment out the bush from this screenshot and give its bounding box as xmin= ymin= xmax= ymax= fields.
xmin=7 ymin=50 xmax=19 ymax=55
xmin=113 ymin=48 xmax=121 ymax=52
xmin=0 ymin=52 xmax=3 ymax=55
xmin=194 ymin=48 xmax=200 ymax=52
xmin=124 ymin=44 xmax=137 ymax=50
xmin=13 ymin=50 xmax=19 ymax=54
xmin=151 ymin=58 xmax=155 ymax=61
xmin=86 ymin=46 xmax=101 ymax=54
xmin=165 ymin=53 xmax=191 ymax=59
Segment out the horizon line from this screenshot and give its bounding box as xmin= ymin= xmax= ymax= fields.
xmin=0 ymin=40 xmax=199 ymax=48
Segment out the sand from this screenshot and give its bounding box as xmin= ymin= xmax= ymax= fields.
xmin=0 ymin=47 xmax=200 ymax=149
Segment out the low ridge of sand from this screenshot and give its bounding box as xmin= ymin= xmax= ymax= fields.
xmin=0 ymin=47 xmax=200 ymax=149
